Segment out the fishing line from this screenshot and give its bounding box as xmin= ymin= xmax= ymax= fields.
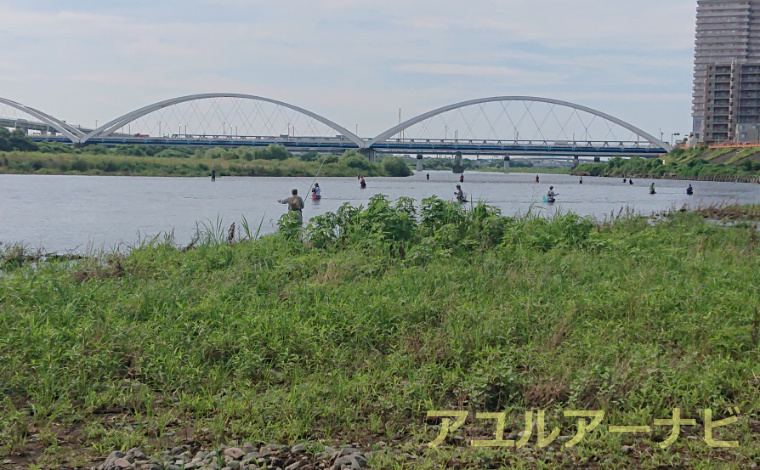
xmin=306 ymin=157 xmax=327 ymax=199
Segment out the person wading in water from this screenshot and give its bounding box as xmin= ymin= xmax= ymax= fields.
xmin=455 ymin=184 xmax=466 ymax=203
xmin=278 ymin=189 xmax=305 ymax=225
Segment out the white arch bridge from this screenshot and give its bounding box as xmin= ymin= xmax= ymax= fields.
xmin=0 ymin=94 xmax=671 ymax=158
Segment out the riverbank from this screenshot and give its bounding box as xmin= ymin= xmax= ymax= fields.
xmin=572 ymin=153 xmax=760 ymax=182
xmin=2 ymin=199 xmax=759 ymax=469
xmin=0 ymin=149 xmax=412 ymax=178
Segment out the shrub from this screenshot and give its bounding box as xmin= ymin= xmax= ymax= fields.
xmin=382 ymin=156 xmax=413 ymax=177
xmin=206 ymin=148 xmax=225 ymax=159
xmin=222 ymin=151 xmax=239 ymax=160
xmin=155 ymin=148 xmax=191 ymax=159
xmin=255 ymin=145 xmax=290 ymax=160
xmin=340 ymin=151 xmax=373 ymax=171
xmin=37 ymin=141 xmax=75 ymax=154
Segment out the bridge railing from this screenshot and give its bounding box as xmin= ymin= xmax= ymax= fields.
xmin=374 ymin=139 xmax=665 ymax=149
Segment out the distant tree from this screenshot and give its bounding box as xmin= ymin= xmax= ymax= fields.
xmin=0 ymin=127 xmax=13 ymax=151
xmin=298 ymin=152 xmax=320 ymax=162
xmin=84 ymin=144 xmax=108 ymax=155
xmin=0 ymin=128 xmax=37 ymax=151
xmin=254 ymin=144 xmax=290 ymax=160
xmin=340 ymin=150 xmax=373 ymax=171
xmin=382 ymin=156 xmax=413 ymax=177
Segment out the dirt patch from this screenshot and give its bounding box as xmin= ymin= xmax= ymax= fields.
xmin=72 ymin=258 xmax=126 ymax=283
xmin=695 ymin=205 xmax=760 ymax=221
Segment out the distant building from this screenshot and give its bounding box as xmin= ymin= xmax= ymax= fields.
xmin=692 ymin=0 xmax=760 ymax=143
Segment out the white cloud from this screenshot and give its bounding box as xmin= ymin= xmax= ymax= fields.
xmin=396 ymin=63 xmax=567 ymax=85
xmin=0 ymin=0 xmax=697 ymax=137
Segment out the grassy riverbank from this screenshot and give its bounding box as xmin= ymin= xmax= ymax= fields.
xmin=420 ymin=156 xmax=571 ymax=174
xmin=2 ymin=199 xmax=760 ymax=469
xmin=573 ymin=150 xmax=760 ymax=181
xmin=0 ymin=146 xmax=413 ymax=178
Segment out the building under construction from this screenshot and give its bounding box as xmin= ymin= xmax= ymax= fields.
xmin=693 ymin=0 xmax=760 ymax=143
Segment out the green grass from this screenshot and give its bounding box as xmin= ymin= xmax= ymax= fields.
xmin=574 ymin=154 xmax=760 ymax=179
xmin=1 ymin=198 xmax=759 ymax=468
xmin=704 ymin=147 xmax=738 ymax=162
xmin=506 ymin=166 xmax=572 ymax=174
xmin=725 ymin=147 xmax=760 ymax=165
xmin=0 ymin=150 xmax=412 ymax=178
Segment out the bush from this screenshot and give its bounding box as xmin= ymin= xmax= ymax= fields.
xmin=298 ymin=152 xmax=320 ymax=162
xmin=382 ymin=156 xmax=413 ymax=177
xmin=37 ymin=141 xmax=75 ymax=154
xmin=340 ymin=151 xmax=373 ymax=171
xmin=236 ymin=148 xmax=255 ymax=161
xmin=83 ymin=144 xmax=108 ymax=155
xmin=113 ymin=144 xmax=146 ymax=157
xmin=154 ymin=148 xmax=191 ymax=159
xmin=206 ymin=148 xmax=225 ymax=159
xmin=222 ymin=151 xmax=239 ymax=160
xmin=255 ymin=145 xmax=290 ymax=160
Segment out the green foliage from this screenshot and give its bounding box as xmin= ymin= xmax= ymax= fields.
xmin=84 ymin=144 xmax=108 ymax=155
xmin=577 ymin=148 xmax=760 ymax=179
xmin=2 ymin=202 xmax=760 ymax=465
xmin=0 ymin=128 xmax=37 ymax=151
xmin=154 ymin=148 xmax=193 ymax=159
xmin=254 ymin=144 xmax=289 ymax=160
xmin=381 ymin=156 xmax=413 ymax=177
xmin=36 ymin=141 xmax=75 ymax=154
xmin=298 ymin=152 xmax=320 ymax=162
xmin=320 ymin=154 xmax=339 ymax=164
xmin=276 ymin=210 xmax=303 ymax=240
xmin=339 ymin=150 xmax=373 ymax=171
xmin=113 ymin=144 xmax=147 ymax=156
xmin=423 ymin=157 xmax=534 ymax=171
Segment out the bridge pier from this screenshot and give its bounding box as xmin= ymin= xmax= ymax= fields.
xmin=416 ymin=154 xmax=423 ymax=172
xmin=452 ymin=151 xmax=464 ymax=174
xmin=573 ymin=156 xmax=579 ymax=168
xmin=594 ymin=156 xmax=601 ymax=163
xmin=503 ymin=156 xmax=510 ymax=172
xmin=360 ymin=148 xmax=377 ymax=162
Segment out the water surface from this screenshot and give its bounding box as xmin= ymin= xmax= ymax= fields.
xmin=1 ymin=172 xmax=758 ymax=252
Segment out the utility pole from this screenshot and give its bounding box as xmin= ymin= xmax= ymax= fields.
xmin=671 ymin=132 xmax=681 ymax=146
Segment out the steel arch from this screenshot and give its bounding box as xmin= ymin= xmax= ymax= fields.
xmin=368 ymin=96 xmax=672 ymax=151
xmin=81 ymin=93 xmax=365 ymax=147
xmin=0 ymin=97 xmax=84 ymax=143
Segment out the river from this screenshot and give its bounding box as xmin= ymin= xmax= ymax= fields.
xmin=1 ymin=171 xmax=758 ymax=253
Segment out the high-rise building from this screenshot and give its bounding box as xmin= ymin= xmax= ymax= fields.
xmin=692 ymin=0 xmax=760 ymax=143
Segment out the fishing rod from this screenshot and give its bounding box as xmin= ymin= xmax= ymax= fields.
xmin=305 ymin=157 xmax=327 ymax=199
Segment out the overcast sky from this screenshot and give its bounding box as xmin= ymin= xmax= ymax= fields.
xmin=0 ymin=0 xmax=697 ymax=139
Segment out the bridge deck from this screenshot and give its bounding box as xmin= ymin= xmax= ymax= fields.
xmin=31 ymin=136 xmax=666 ymax=158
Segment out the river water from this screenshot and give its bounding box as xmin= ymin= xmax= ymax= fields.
xmin=1 ymin=171 xmax=758 ymax=253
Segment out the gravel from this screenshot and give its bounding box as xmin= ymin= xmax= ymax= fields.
xmin=97 ymin=444 xmax=370 ymax=470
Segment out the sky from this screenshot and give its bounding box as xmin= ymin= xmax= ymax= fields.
xmin=0 ymin=0 xmax=698 ymax=140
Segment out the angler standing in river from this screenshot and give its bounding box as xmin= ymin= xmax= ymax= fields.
xmin=277 ymin=189 xmax=305 ymax=225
